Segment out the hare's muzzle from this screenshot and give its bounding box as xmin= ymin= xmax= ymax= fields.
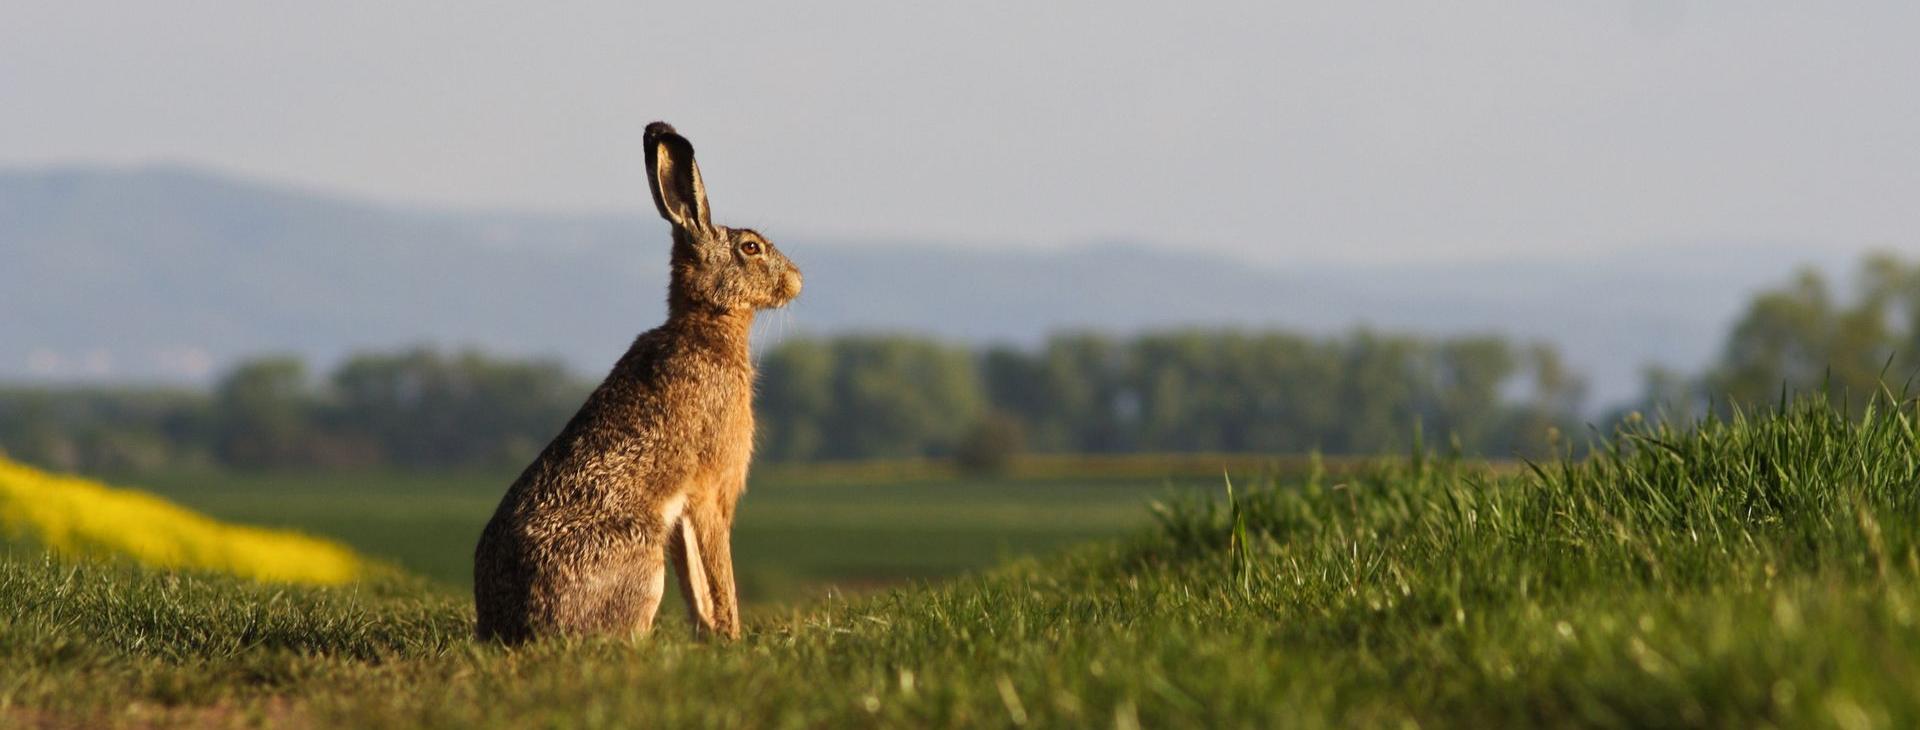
xmin=777 ymin=268 xmax=803 ymax=305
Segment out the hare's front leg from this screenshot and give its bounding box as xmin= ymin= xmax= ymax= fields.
xmin=668 ymin=516 xmax=712 ymax=631
xmin=616 ymin=545 xmax=670 ymax=637
xmin=669 ymin=496 xmax=741 ymax=640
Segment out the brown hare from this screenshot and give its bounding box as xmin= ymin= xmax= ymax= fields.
xmin=473 ymin=122 xmax=800 ymax=643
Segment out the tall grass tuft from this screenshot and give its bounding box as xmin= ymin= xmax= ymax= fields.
xmin=1156 ymin=392 xmax=1920 ymax=587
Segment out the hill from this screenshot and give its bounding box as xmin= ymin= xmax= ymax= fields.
xmin=0 ymin=165 xmax=1866 ymax=405
xmin=4 ymin=395 xmax=1918 ymax=726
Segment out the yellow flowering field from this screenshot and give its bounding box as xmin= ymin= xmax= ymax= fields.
xmin=0 ymin=456 xmax=366 ymax=584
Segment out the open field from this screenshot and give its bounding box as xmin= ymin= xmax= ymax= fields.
xmin=6 ymin=396 xmax=1919 ymax=727
xmin=117 ymin=456 xmax=1354 ymax=603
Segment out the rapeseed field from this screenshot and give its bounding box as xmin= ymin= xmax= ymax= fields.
xmin=0 ymin=456 xmax=365 ymax=584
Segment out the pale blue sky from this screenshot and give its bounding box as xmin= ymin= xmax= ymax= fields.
xmin=4 ymin=1 xmax=1915 ymax=265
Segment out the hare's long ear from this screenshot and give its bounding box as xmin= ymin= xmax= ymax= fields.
xmin=644 ymin=122 xmax=712 ymax=233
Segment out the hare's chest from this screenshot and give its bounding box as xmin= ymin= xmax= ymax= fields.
xmin=693 ymin=390 xmax=754 ymax=507
xmin=713 ymin=393 xmax=754 ymax=461
xmin=686 ymin=374 xmax=752 ymax=461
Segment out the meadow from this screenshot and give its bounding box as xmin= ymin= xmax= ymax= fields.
xmin=4 ymin=397 xmax=1919 ymax=727
xmin=117 ymin=455 xmax=1315 ymax=604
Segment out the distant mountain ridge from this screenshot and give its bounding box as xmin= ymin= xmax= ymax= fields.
xmin=0 ymin=165 xmax=1869 ymax=408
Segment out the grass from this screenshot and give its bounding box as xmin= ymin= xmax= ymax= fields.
xmin=4 ymin=395 xmax=1919 ymax=727
xmin=116 ymin=459 xmax=1297 ymax=601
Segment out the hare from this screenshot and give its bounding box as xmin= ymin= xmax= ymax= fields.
xmin=473 ymin=122 xmax=801 ymax=643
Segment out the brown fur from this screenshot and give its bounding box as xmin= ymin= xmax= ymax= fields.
xmin=473 ymin=122 xmax=800 ymax=643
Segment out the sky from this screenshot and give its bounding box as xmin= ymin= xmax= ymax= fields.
xmin=4 ymin=1 xmax=1916 ymax=266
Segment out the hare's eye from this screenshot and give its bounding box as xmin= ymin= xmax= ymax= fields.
xmin=739 ymin=241 xmax=763 ymax=256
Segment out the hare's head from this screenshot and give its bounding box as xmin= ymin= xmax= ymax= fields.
xmin=645 ymin=122 xmax=802 ymax=314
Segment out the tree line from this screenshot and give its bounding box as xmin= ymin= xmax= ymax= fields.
xmin=3 ymin=252 xmax=1912 ymax=474
xmin=755 ymin=331 xmax=1583 ymax=464
xmin=0 ymin=349 xmax=587 ymax=472
xmin=0 ymin=330 xmax=1581 ymax=473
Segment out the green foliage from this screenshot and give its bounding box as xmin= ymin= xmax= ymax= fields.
xmin=7 ymin=394 xmax=1920 ymax=726
xmin=758 ymin=336 xmax=986 ymax=460
xmin=328 ymin=348 xmax=586 ymax=468
xmin=765 ymin=329 xmax=1585 ymax=462
xmin=1119 ymin=329 xmax=1569 ymax=455
xmin=213 ymin=357 xmax=315 ymax=468
xmin=1644 ymin=251 xmax=1920 ymax=417
xmin=0 ymin=387 xmax=213 ymax=472
xmin=2 ymin=326 xmax=1589 ymax=472
xmin=0 ymin=348 xmax=588 ymax=473
xmin=953 ymin=411 xmax=1026 ymax=475
xmin=982 ymin=333 xmax=1133 ymax=452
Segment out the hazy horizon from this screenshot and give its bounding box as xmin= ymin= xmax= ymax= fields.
xmin=6 ymin=2 xmax=1916 ymax=266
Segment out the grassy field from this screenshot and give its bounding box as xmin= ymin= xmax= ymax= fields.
xmin=117 ymin=457 xmax=1318 ymax=603
xmin=6 ymin=397 xmax=1920 ymax=727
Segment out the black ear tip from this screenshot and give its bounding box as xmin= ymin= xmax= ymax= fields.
xmin=645 ymin=121 xmax=679 ymax=139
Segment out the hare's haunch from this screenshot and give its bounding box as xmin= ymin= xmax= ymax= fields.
xmin=474 ymin=122 xmax=801 ymax=643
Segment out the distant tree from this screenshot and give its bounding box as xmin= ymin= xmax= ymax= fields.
xmin=759 ymin=336 xmax=986 ymax=460
xmin=1329 ymin=331 xmax=1426 ymax=454
xmin=1498 ymin=344 xmax=1589 ymax=457
xmin=214 ymin=357 xmax=316 ymax=468
xmin=757 ymin=340 xmax=836 ymax=461
xmin=1616 ymin=252 xmax=1919 ymax=430
xmin=0 ymin=387 xmax=214 ymax=472
xmin=1000 ymin=334 xmax=1130 ymax=453
xmin=329 ymin=348 xmax=583 ymax=468
xmin=1132 ymin=331 xmax=1330 ymax=453
xmin=954 ymin=411 xmax=1026 ymax=475
xmin=993 ymin=329 xmax=1576 ymax=459
xmin=980 ymin=346 xmax=1048 ymax=443
xmin=1423 ymin=337 xmax=1516 ymax=448
xmin=1702 ymin=253 xmax=1919 ymax=411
